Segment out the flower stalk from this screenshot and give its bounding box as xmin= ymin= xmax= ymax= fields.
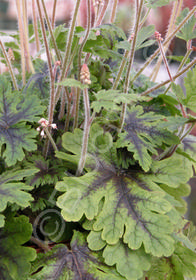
xmin=55 ymin=0 xmax=81 ymax=105
xmin=76 ymin=64 xmax=91 ymax=176
xmin=141 ymin=57 xmax=196 ymax=96
xmin=119 ymin=0 xmax=144 ymax=132
xmin=131 ymin=5 xmax=196 ymax=85
xmin=0 ymin=41 xmax=18 ymax=91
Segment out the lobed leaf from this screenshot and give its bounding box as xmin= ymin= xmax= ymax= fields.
xmin=0 ymin=76 xmax=43 ymax=166
xmin=0 ymin=169 xmax=37 ymax=227
xmin=0 ymin=216 xmax=36 ymax=280
xmin=176 ymin=8 xmax=196 ymax=42
xmin=56 ymin=154 xmax=191 ymax=257
xmin=91 ymin=89 xmax=147 ymax=113
xmin=144 ymin=242 xmax=196 ymax=280
xmin=88 ymin=230 xmax=151 ymax=280
xmin=117 ymin=105 xmax=179 ymax=171
xmin=30 ymin=231 xmax=124 ymax=279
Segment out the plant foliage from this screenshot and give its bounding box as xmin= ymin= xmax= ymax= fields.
xmin=0 ymin=0 xmax=196 ymax=279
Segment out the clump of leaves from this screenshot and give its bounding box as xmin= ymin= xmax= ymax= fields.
xmin=0 ymin=0 xmax=196 ymax=279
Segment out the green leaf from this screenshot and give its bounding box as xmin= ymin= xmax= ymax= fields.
xmin=88 ymin=230 xmax=151 ymax=280
xmin=23 ymin=60 xmax=50 ymax=104
xmin=144 ymin=243 xmax=196 ymax=280
xmin=91 ymin=89 xmax=147 ymax=113
xmin=0 ymin=76 xmax=43 ymax=166
xmin=146 ymin=0 xmax=176 ymax=8
xmin=0 ymin=215 xmax=36 ymax=280
xmin=30 ymin=231 xmax=124 ymax=279
xmin=56 ymin=123 xmax=114 ymax=169
xmin=116 ymin=26 xmax=155 ymax=52
xmin=172 ymin=68 xmax=196 ymax=113
xmin=135 ymin=25 xmax=155 ymax=50
xmin=56 ymin=155 xmax=190 ymax=256
xmin=0 ymin=169 xmax=37 ymax=226
xmin=184 ymin=67 xmax=196 ymax=112
xmin=176 ymin=8 xmax=196 ymax=41
xmin=117 ymin=106 xmax=179 ymax=171
xmin=57 ymin=78 xmax=89 ymax=90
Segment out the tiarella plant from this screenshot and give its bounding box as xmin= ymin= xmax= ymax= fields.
xmin=1 ymin=0 xmax=196 ymax=279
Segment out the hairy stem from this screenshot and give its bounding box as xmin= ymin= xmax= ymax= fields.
xmin=163 ymin=48 xmax=192 ymax=95
xmin=37 ymin=0 xmax=55 ymax=158
xmin=141 ymin=57 xmax=196 ymax=96
xmin=0 ymin=40 xmax=18 ymax=90
xmin=55 ymin=0 xmax=81 ymax=104
xmin=41 ymin=0 xmax=62 ymax=62
xmin=110 ymin=0 xmax=118 ymax=23
xmin=131 ymin=6 xmax=196 ymax=84
xmin=119 ymin=0 xmax=144 ymax=132
xmin=32 ymin=0 xmax=40 ymax=57
xmin=95 ymin=0 xmax=109 ymax=26
xmin=74 ymin=0 xmax=91 ymax=129
xmin=64 ymin=89 xmax=72 ymax=131
xmin=52 ymin=0 xmax=57 ymax=29
xmin=76 ymin=88 xmax=91 ymax=176
xmin=15 ymin=0 xmax=26 ymax=85
xmin=44 ymin=127 xmax=58 ymax=152
xmin=22 ymin=0 xmax=35 ymax=73
xmin=150 ymin=0 xmax=180 ymax=81
xmin=30 ymin=236 xmax=50 ymax=252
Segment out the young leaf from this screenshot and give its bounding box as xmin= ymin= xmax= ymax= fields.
xmin=117 ymin=105 xmax=179 ymax=171
xmin=0 ymin=215 xmax=36 ymax=280
xmin=176 ymin=8 xmax=196 ymax=42
xmin=57 ymin=78 xmax=89 ymax=90
xmin=0 ymin=76 xmax=43 ymax=166
xmin=0 ymin=169 xmax=37 ymax=227
xmin=135 ymin=25 xmax=155 ymax=50
xmin=91 ymin=89 xmax=147 ymax=113
xmin=30 ymin=231 xmax=125 ymax=279
xmin=88 ymin=230 xmax=151 ymax=280
xmin=56 ymin=123 xmax=114 ymax=169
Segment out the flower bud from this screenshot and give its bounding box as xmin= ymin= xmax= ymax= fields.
xmin=80 ymin=64 xmax=91 ymax=85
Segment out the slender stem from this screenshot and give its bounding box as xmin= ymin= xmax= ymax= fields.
xmin=151 ymin=0 xmax=179 ymax=81
xmin=44 ymin=127 xmax=58 ymax=152
xmin=22 ymin=0 xmax=35 ymax=73
xmin=76 ymin=88 xmax=91 ymax=176
xmin=58 ymin=88 xmax=67 ymax=120
xmin=40 ymin=0 xmax=62 ymax=62
xmin=131 ymin=6 xmax=196 ymax=85
xmin=159 ymin=123 xmax=194 ymax=160
xmin=78 ymin=0 xmax=91 ymax=74
xmin=0 ymin=40 xmax=18 ymax=90
xmin=112 ymin=36 xmax=132 ymax=90
xmin=163 ymin=48 xmax=192 ymax=95
xmin=119 ymin=0 xmax=144 ymax=132
xmin=15 ymin=0 xmax=26 ymax=85
xmin=30 ymin=236 xmax=50 ymax=252
xmin=37 ymin=0 xmax=55 ymax=158
xmin=73 ymin=88 xmax=81 ymax=129
xmin=52 ymin=0 xmax=57 ymax=29
xmin=141 ymin=57 xmax=196 ymax=96
xmin=95 ymin=0 xmax=109 ymax=26
xmin=110 ymin=0 xmax=118 ymax=24
xmin=32 ymin=0 xmax=40 ymax=57
xmin=139 ymin=7 xmax=151 ymax=28
xmin=74 ymin=0 xmax=91 ymax=129
xmin=157 ymin=36 xmax=173 ymax=82
xmin=64 ymin=90 xmax=72 ymax=131
xmin=55 ymin=0 xmax=81 ymax=104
